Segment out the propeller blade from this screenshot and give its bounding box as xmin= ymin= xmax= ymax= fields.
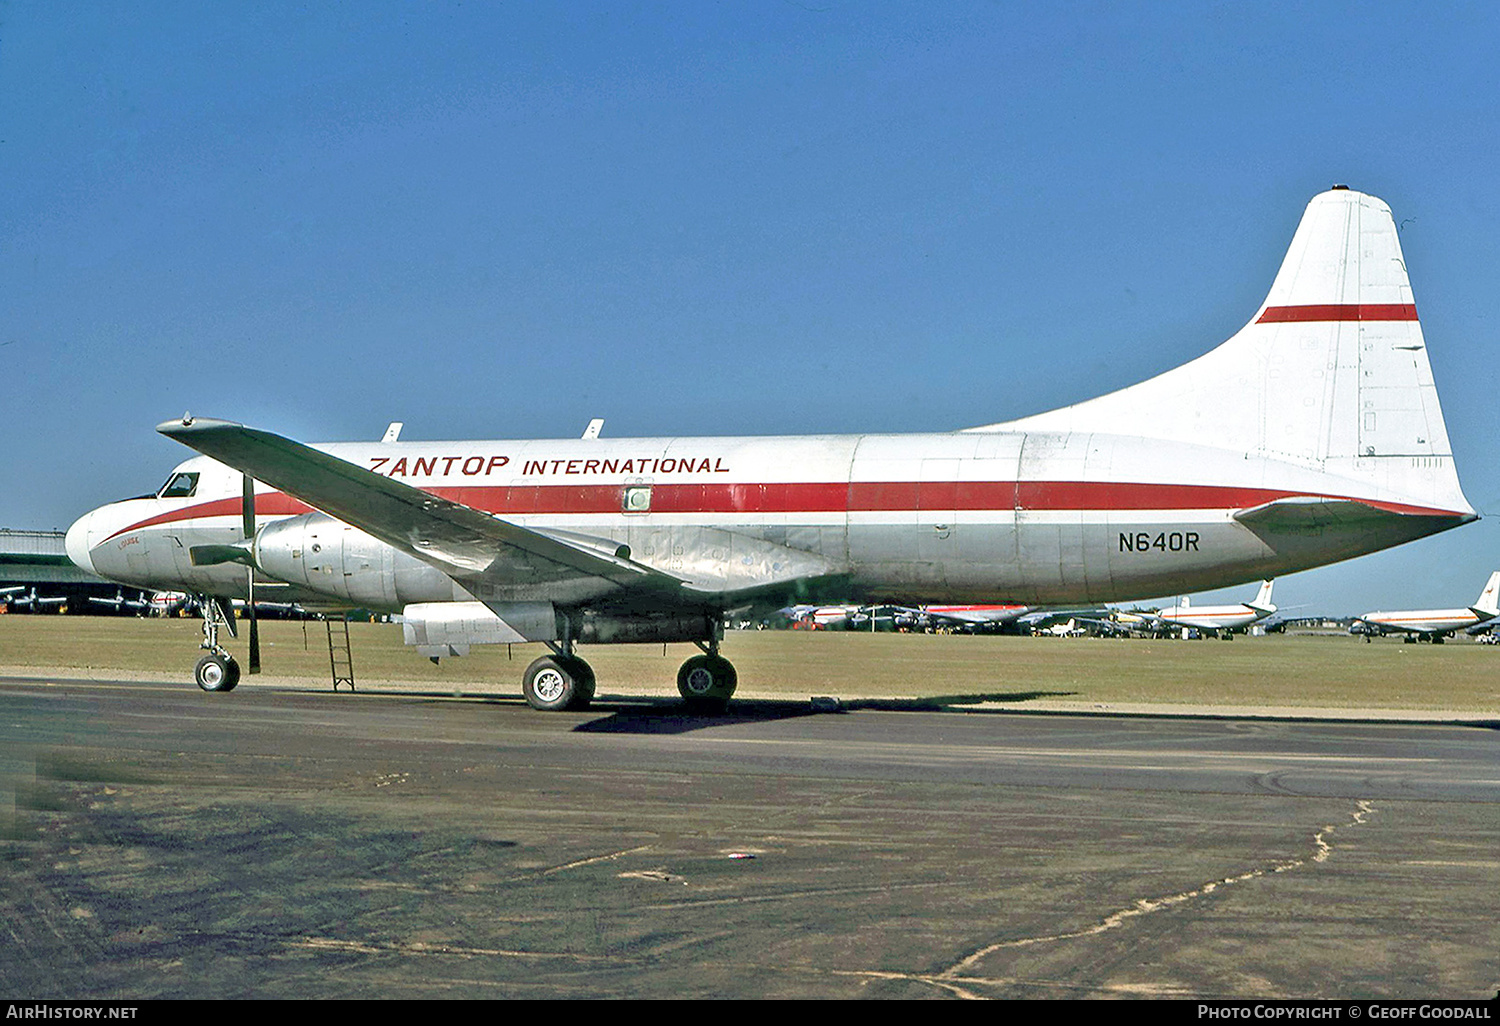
xmin=242 ymin=473 xmax=256 ymax=539
xmin=189 ymin=543 xmax=255 ymax=567
xmin=243 ymin=474 xmax=261 ymax=675
xmin=247 ymin=571 xmax=260 ymax=673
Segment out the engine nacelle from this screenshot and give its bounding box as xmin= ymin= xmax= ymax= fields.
xmin=402 ymin=601 xmax=560 ymax=658
xmin=398 ymin=601 xmax=716 ymax=658
xmin=575 ymin=609 xmax=716 ymax=645
xmin=255 ymin=513 xmax=458 ymax=609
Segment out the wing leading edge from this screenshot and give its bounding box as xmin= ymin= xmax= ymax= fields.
xmin=158 ymin=417 xmax=681 ymax=600
xmin=156 ymin=417 xmax=844 ymax=605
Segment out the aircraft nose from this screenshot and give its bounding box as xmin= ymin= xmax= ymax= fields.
xmin=65 ymin=508 xmax=101 ymax=575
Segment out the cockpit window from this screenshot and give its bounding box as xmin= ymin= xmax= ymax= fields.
xmin=158 ymin=472 xmax=199 ymax=498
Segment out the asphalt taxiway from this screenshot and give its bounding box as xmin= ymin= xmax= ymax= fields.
xmin=2 ymin=675 xmax=1497 ymax=999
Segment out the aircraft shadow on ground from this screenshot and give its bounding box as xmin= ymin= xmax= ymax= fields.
xmin=572 ymin=691 xmax=1079 ymax=735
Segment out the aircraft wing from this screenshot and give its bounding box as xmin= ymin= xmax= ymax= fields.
xmin=158 ymin=417 xmax=842 ymax=602
xmin=159 ymin=417 xmax=683 ymax=598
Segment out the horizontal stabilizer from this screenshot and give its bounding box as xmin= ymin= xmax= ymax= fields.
xmin=1233 ymin=496 xmax=1467 ymax=536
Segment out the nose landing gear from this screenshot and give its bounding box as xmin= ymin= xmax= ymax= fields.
xmin=194 ymin=652 xmax=240 ymax=692
xmin=193 ymin=596 xmax=241 ymax=692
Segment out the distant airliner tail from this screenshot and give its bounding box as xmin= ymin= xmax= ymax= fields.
xmin=1249 ymin=580 xmax=1275 ymax=613
xmin=1471 ymin=571 xmax=1500 ymax=618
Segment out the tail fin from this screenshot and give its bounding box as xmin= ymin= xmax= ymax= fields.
xmin=1250 ymin=580 xmax=1275 ymax=612
xmin=971 ymin=188 xmax=1472 ymax=518
xmin=1472 ymin=571 xmax=1500 ymax=618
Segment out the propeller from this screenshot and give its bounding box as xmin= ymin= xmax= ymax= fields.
xmin=243 ymin=474 xmax=260 ymax=674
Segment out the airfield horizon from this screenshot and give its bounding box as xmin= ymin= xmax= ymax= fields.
xmin=1 ymin=617 xmax=1495 ymax=720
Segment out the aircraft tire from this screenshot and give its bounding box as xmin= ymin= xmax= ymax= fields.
xmin=195 ymin=653 xmax=240 ymax=693
xmin=566 ymin=657 xmax=596 ymax=709
xmin=677 ymin=654 xmax=737 ymax=710
xmin=522 ymin=655 xmax=594 ymax=711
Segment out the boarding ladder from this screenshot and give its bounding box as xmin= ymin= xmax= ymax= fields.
xmin=326 ymin=617 xmax=355 ymax=691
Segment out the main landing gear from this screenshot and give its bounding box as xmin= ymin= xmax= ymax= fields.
xmin=522 ymin=648 xmax=597 ymax=712
xmin=677 ymin=639 xmax=737 ymax=710
xmin=193 ymin=596 xmax=240 ymax=692
xmin=518 ymin=635 xmax=740 ymax=713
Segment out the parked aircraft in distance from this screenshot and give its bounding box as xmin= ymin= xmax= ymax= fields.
xmin=897 ymin=604 xmax=1030 ymax=632
xmin=66 ymin=188 xmax=1477 ymax=706
xmin=1472 ymin=620 xmax=1500 ymax=642
xmin=90 ymin=588 xmax=151 ymax=614
xmin=143 ymin=591 xmax=195 ymax=616
xmin=4 ymin=587 xmax=67 ymax=613
xmin=779 ymin=604 xmax=868 ymax=629
xmin=1151 ymin=581 xmax=1277 ymax=638
xmin=1352 ymin=571 xmax=1500 ymax=643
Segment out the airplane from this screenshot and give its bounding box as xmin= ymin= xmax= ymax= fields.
xmin=894 ymin=604 xmax=1031 ymax=632
xmin=779 ymin=604 xmax=868 ymax=629
xmin=90 ymin=588 xmax=151 ymax=614
xmin=1465 ymin=614 xmax=1500 ymax=638
xmin=142 ymin=590 xmax=196 ymax=617
xmin=1150 ymin=580 xmax=1277 ymax=638
xmin=65 ymin=187 xmax=1477 ymax=707
xmin=1351 ymin=571 xmax=1500 ymax=643
xmin=784 ymin=601 xmax=1030 ymax=633
xmin=5 ymin=587 xmax=68 ymax=613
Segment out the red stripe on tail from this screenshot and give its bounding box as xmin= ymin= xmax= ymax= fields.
xmin=1257 ymin=304 xmax=1418 ymax=323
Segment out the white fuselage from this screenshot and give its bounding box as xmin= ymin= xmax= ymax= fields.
xmin=1355 ymin=609 xmax=1485 ymax=636
xmin=67 ymin=427 xmax=1468 ymax=615
xmin=1152 ymin=602 xmax=1270 ymax=632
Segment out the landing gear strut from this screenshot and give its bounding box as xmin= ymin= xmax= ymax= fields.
xmin=194 ymin=596 xmax=240 ymax=692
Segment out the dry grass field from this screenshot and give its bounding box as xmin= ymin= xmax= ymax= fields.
xmin=2 ymin=614 xmax=1497 ymax=715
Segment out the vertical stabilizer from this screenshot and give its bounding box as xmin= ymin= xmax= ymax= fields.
xmin=969 ymin=188 xmax=1472 ymax=517
xmin=1251 ymin=580 xmax=1275 ymax=612
xmin=1472 ymin=571 xmax=1500 ymax=617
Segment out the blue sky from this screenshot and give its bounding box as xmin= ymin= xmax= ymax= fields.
xmin=4 ymin=2 xmax=1497 ymax=615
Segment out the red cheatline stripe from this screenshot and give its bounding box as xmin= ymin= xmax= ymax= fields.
xmin=106 ymin=494 xmax=316 ymax=539
xmin=103 ymin=480 xmax=1467 ymax=540
xmin=1257 ymin=304 xmax=1418 ymax=323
